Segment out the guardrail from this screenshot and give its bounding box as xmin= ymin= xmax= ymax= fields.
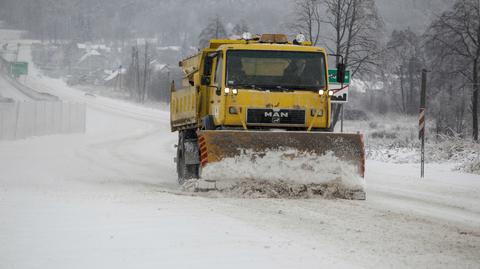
xmin=0 ymin=72 xmax=58 ymax=101
xmin=0 ymin=101 xmax=86 ymax=140
xmin=0 ymin=52 xmax=86 ymax=140
xmin=0 ymin=54 xmax=58 ymax=101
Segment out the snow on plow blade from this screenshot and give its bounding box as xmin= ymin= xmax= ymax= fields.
xmin=194 ymin=130 xmax=366 ymax=200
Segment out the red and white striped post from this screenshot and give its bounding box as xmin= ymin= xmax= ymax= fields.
xmin=419 ymin=69 xmax=427 ymax=178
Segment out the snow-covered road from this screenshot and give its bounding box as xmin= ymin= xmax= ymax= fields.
xmin=0 ymin=40 xmax=479 ymax=269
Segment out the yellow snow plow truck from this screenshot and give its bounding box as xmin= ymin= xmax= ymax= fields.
xmin=170 ymin=34 xmax=365 ymax=199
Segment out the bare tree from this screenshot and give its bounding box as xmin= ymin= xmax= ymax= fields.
xmin=198 ymin=16 xmax=227 ymax=48
xmin=386 ymin=29 xmax=424 ymax=114
xmin=289 ymin=0 xmax=321 ymax=45
xmin=232 ymin=20 xmax=250 ymax=36
xmin=323 ymin=0 xmax=383 ymax=75
xmin=426 ymin=0 xmax=480 ymax=141
xmin=322 ymin=0 xmax=384 ymax=129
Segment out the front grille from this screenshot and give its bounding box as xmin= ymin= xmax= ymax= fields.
xmin=246 ymin=108 xmax=305 ymax=125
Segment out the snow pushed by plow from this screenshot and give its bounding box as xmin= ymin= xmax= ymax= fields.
xmin=185 ymin=149 xmax=366 ymax=200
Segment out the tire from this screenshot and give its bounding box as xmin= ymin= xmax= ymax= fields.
xmin=176 ymin=130 xmax=200 ymax=184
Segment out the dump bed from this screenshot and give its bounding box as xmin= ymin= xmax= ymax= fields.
xmin=170 ymin=53 xmax=201 ymax=131
xmin=170 ymin=86 xmax=198 ymax=130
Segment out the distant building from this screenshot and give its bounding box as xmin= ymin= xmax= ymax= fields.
xmin=76 ymin=50 xmax=108 ymax=72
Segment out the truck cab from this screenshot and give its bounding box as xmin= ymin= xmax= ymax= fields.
xmin=171 ymin=34 xmax=335 ymax=132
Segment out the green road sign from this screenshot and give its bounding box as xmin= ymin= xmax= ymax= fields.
xmin=328 ymin=69 xmax=350 ymax=84
xmin=10 ymin=62 xmax=28 ymax=76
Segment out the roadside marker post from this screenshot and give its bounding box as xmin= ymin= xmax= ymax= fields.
xmin=419 ymin=69 xmax=427 ymax=178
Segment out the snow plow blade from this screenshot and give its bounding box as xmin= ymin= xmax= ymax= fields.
xmin=195 ymin=130 xmax=366 ymax=199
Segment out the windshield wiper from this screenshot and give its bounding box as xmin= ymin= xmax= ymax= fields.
xmin=236 ymin=84 xmax=290 ymax=91
xmin=231 ymin=84 xmax=264 ymax=90
xmin=274 ymin=85 xmax=291 ymax=91
xmin=283 ymin=85 xmax=325 ymax=91
xmin=256 ymin=85 xmax=291 ymax=91
xmin=260 ymin=85 xmax=320 ymax=91
xmin=231 ymin=84 xmax=322 ymax=91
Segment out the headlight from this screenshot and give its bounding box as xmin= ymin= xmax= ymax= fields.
xmin=318 ymin=89 xmax=325 ymax=95
xmin=224 ymin=87 xmax=230 ymax=95
xmin=328 ymin=90 xmax=334 ymax=96
xmin=232 ymin=88 xmax=238 ymax=95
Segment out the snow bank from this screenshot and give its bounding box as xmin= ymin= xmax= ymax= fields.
xmin=341 ymin=115 xmax=480 ymax=175
xmin=458 ymin=161 xmax=480 ymax=175
xmin=186 ymin=149 xmax=366 ymax=199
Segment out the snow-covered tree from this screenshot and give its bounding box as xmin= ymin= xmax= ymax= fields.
xmin=426 ymin=0 xmax=480 ymax=140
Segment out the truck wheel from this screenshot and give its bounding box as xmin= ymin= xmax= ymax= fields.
xmin=176 ymin=130 xmax=200 ymax=185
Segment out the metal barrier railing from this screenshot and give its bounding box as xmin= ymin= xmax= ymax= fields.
xmin=0 ymin=101 xmax=86 ymax=140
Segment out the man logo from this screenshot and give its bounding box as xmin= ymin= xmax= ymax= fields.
xmin=248 ymin=108 xmax=304 ymax=125
xmin=264 ymin=111 xmax=289 ymax=118
xmin=264 ymin=110 xmax=289 ymax=123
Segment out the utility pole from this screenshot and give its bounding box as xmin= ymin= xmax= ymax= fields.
xmin=142 ymin=42 xmax=149 ymax=103
xmin=130 ymin=48 xmax=136 ymax=98
xmin=15 ymin=43 xmax=20 ymax=62
xmin=134 ymin=46 xmax=141 ymax=102
xmin=118 ymin=65 xmax=122 ymax=90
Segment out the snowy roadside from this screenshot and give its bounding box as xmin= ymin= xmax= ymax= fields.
xmin=339 ymin=116 xmax=480 ymax=174
xmin=0 ymin=36 xmax=479 ymax=268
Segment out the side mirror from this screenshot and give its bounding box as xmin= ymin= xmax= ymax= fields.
xmin=201 ymin=76 xmax=211 ymax=85
xmin=215 ymin=87 xmax=221 ymax=96
xmin=336 ymin=63 xmax=346 ymax=84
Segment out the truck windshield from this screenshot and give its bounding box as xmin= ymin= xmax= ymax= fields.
xmin=226 ymin=50 xmax=326 ymax=91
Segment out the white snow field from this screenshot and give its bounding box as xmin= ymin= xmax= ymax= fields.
xmin=0 ymin=40 xmax=479 ymax=269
